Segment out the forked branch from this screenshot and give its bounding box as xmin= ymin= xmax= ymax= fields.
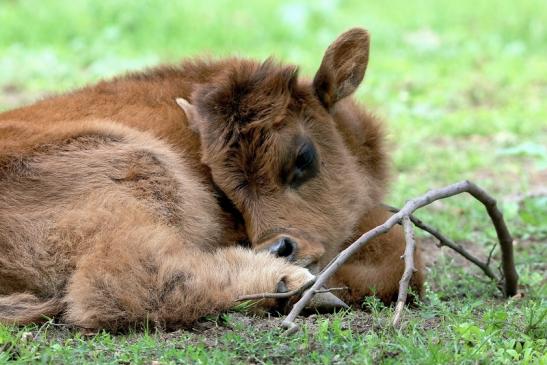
xmin=279 ymin=180 xmax=518 ymax=334
xmin=383 ymin=205 xmax=500 ymax=284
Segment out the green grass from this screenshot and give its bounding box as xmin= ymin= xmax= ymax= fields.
xmin=1 ymin=0 xmax=546 ymax=364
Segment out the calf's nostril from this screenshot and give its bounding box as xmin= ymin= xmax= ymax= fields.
xmin=268 ymin=237 xmax=295 ymax=258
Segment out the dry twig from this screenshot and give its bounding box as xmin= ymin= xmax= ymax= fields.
xmin=392 ymin=216 xmax=417 ymax=328
xmin=236 ymin=285 xmax=348 ymax=302
xmin=236 ymin=280 xmax=316 ymax=302
xmin=384 ymin=204 xmax=500 ymax=284
xmin=279 ymin=180 xmax=518 ymax=334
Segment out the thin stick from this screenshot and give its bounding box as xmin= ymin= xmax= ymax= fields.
xmin=236 ymin=279 xmax=315 ymax=301
xmin=384 ymin=205 xmax=499 ymax=283
xmin=281 ymin=180 xmax=518 ymax=333
xmin=236 ymin=285 xmax=349 ymax=302
xmin=466 ymin=182 xmax=518 ymax=295
xmin=392 ymin=216 xmax=417 ymax=328
xmin=314 ymin=287 xmax=349 ymax=294
xmin=486 ymin=242 xmax=497 ymax=268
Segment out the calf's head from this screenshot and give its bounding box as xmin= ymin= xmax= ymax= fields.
xmin=180 ymin=28 xmax=385 ymax=270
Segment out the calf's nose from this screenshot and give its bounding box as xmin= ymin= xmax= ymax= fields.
xmin=268 ymin=237 xmax=296 ymax=259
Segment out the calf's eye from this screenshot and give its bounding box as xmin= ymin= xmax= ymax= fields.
xmin=288 ymin=142 xmax=318 ymax=188
xmin=295 ymin=145 xmax=315 ymax=170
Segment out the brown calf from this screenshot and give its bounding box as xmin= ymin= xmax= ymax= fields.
xmin=0 ymin=28 xmax=423 ymax=331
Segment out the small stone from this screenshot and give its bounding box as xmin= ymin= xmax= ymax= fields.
xmin=21 ymin=332 xmax=34 ymax=342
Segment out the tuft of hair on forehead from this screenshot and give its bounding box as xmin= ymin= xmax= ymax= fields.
xmin=193 ymin=59 xmax=299 ymax=139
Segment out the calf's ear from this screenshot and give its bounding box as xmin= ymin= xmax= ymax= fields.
xmin=176 ymin=98 xmax=202 ymax=133
xmin=313 ymin=28 xmax=370 ymax=110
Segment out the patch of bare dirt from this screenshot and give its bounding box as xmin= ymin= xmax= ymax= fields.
xmin=156 ymin=311 xmax=377 ymax=348
xmin=156 ymin=313 xmax=287 ymax=349
xmin=419 ymin=236 xmax=494 ymax=269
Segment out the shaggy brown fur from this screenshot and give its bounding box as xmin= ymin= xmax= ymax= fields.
xmin=0 ymin=28 xmax=423 ymax=331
